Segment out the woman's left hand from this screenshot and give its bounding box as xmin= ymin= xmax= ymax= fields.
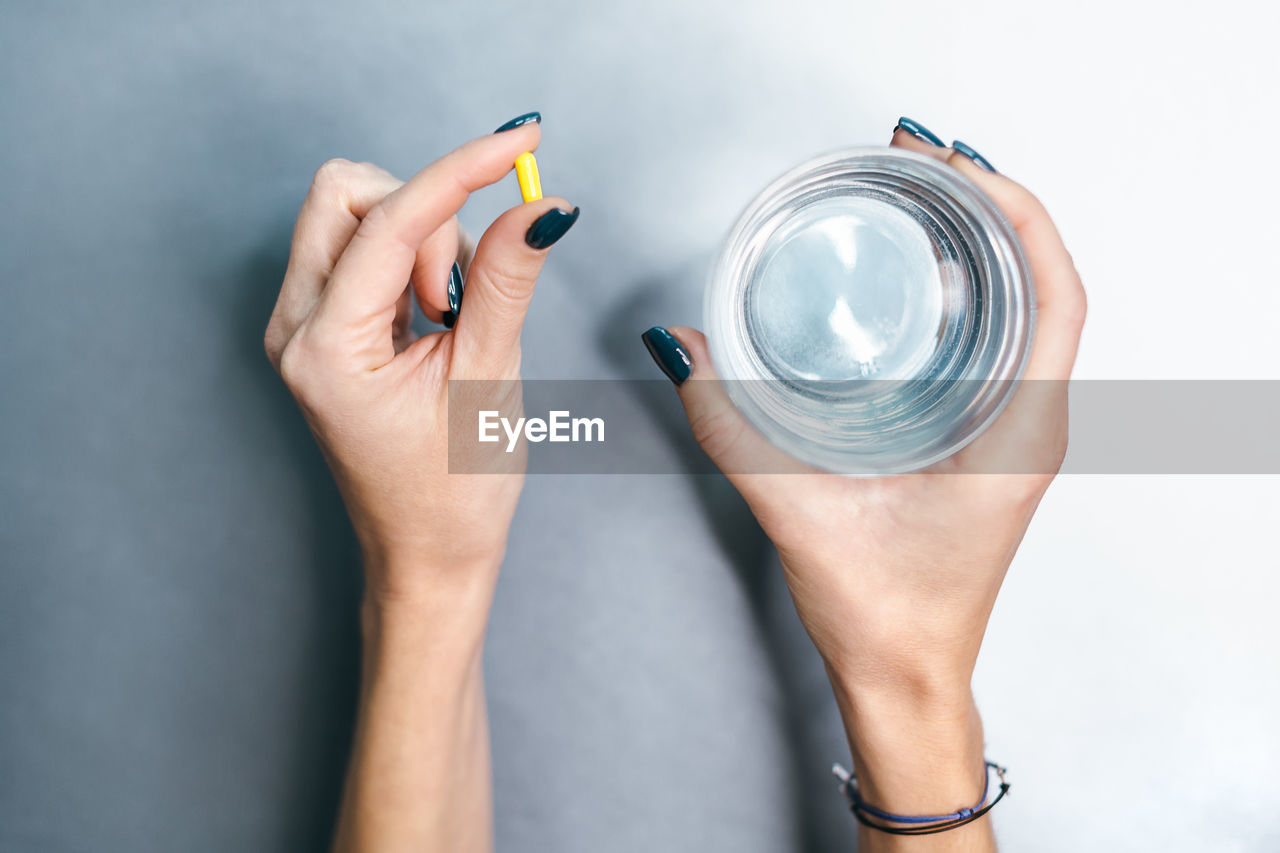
xmin=645 ymin=125 xmax=1086 ymax=846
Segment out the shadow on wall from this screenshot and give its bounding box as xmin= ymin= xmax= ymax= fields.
xmin=222 ymin=228 xmax=364 ymax=850
xmin=597 ymin=260 xmax=857 ymax=852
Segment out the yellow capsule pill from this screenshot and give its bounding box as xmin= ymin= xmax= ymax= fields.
xmin=514 ymin=152 xmax=542 ymax=202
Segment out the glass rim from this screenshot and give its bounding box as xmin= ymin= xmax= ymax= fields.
xmin=704 ymin=146 xmax=1036 ymax=475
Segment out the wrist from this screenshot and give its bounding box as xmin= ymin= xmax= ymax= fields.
xmin=363 ymin=542 xmax=503 ymax=605
xmin=358 ymin=593 xmax=491 ymax=696
xmin=828 ymin=665 xmax=987 ymax=817
xmin=360 ymin=551 xmax=504 ymax=664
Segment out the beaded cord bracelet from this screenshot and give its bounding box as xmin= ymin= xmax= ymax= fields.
xmin=831 ymin=760 xmax=1010 ymax=836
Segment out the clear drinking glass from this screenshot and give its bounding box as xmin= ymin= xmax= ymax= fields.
xmin=704 ymin=148 xmax=1035 ymax=475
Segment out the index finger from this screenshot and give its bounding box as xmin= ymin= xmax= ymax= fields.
xmin=944 ymin=154 xmax=1087 ymax=475
xmin=946 ymin=153 xmax=1087 ymax=382
xmin=314 ymin=123 xmax=541 ymax=331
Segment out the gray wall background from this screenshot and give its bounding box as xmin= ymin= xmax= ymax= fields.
xmin=3 ymin=1 xmax=1278 ymax=851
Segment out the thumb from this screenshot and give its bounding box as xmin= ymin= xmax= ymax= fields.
xmin=451 ymin=197 xmax=580 ymax=376
xmin=642 ymin=326 xmax=805 ymax=480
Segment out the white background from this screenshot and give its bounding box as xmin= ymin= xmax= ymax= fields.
xmin=511 ymin=1 xmax=1280 ymax=848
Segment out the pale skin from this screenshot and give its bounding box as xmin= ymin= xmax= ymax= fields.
xmin=265 ymin=123 xmax=1085 ymax=852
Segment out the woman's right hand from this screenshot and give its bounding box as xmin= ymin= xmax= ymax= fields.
xmin=264 ymin=123 xmax=579 ymax=609
xmin=266 ymin=120 xmax=580 ymax=853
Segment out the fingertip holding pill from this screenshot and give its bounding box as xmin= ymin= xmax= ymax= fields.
xmin=515 ymin=152 xmax=542 ymax=202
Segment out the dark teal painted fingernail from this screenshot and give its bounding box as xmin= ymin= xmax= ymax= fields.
xmin=525 ymin=206 xmax=580 ymax=250
xmin=895 ymin=116 xmax=945 ymax=147
xmin=952 ymin=140 xmax=996 ymax=172
xmin=641 ymin=327 xmax=692 ymax=386
xmin=494 ymin=111 xmax=541 ymax=133
xmin=447 ymin=261 xmax=464 ymax=314
xmin=442 ymin=261 xmax=464 ymax=328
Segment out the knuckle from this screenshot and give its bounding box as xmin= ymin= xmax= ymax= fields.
xmin=1012 ymin=473 xmax=1054 ymax=505
xmin=313 ymin=157 xmax=354 ymax=182
xmin=263 ymin=323 xmax=284 ymax=370
xmin=1050 ymin=440 xmax=1069 ymax=474
xmin=445 ymin=151 xmax=482 ymax=196
xmin=1021 ymin=428 xmax=1069 ymax=493
xmin=277 ymin=336 xmax=311 ymax=391
xmin=977 ymin=472 xmax=1051 ymax=513
xmin=473 ymin=263 xmax=533 ymax=307
xmin=309 ymin=158 xmax=356 ymax=200
xmin=687 ymin=404 xmax=745 ymax=461
xmin=1050 ymin=416 xmax=1071 ymax=468
xmin=1059 ymin=281 xmax=1088 ymax=332
xmin=1021 ymin=187 xmax=1047 ymax=214
xmin=356 ymin=198 xmax=392 ymax=233
xmin=1070 ymin=284 xmax=1088 ymax=326
xmin=1013 ymin=189 xmax=1050 ymax=228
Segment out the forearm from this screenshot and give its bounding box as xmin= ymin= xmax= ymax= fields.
xmin=828 ymin=666 xmax=995 ymax=852
xmin=332 ymin=564 xmax=499 ymax=853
